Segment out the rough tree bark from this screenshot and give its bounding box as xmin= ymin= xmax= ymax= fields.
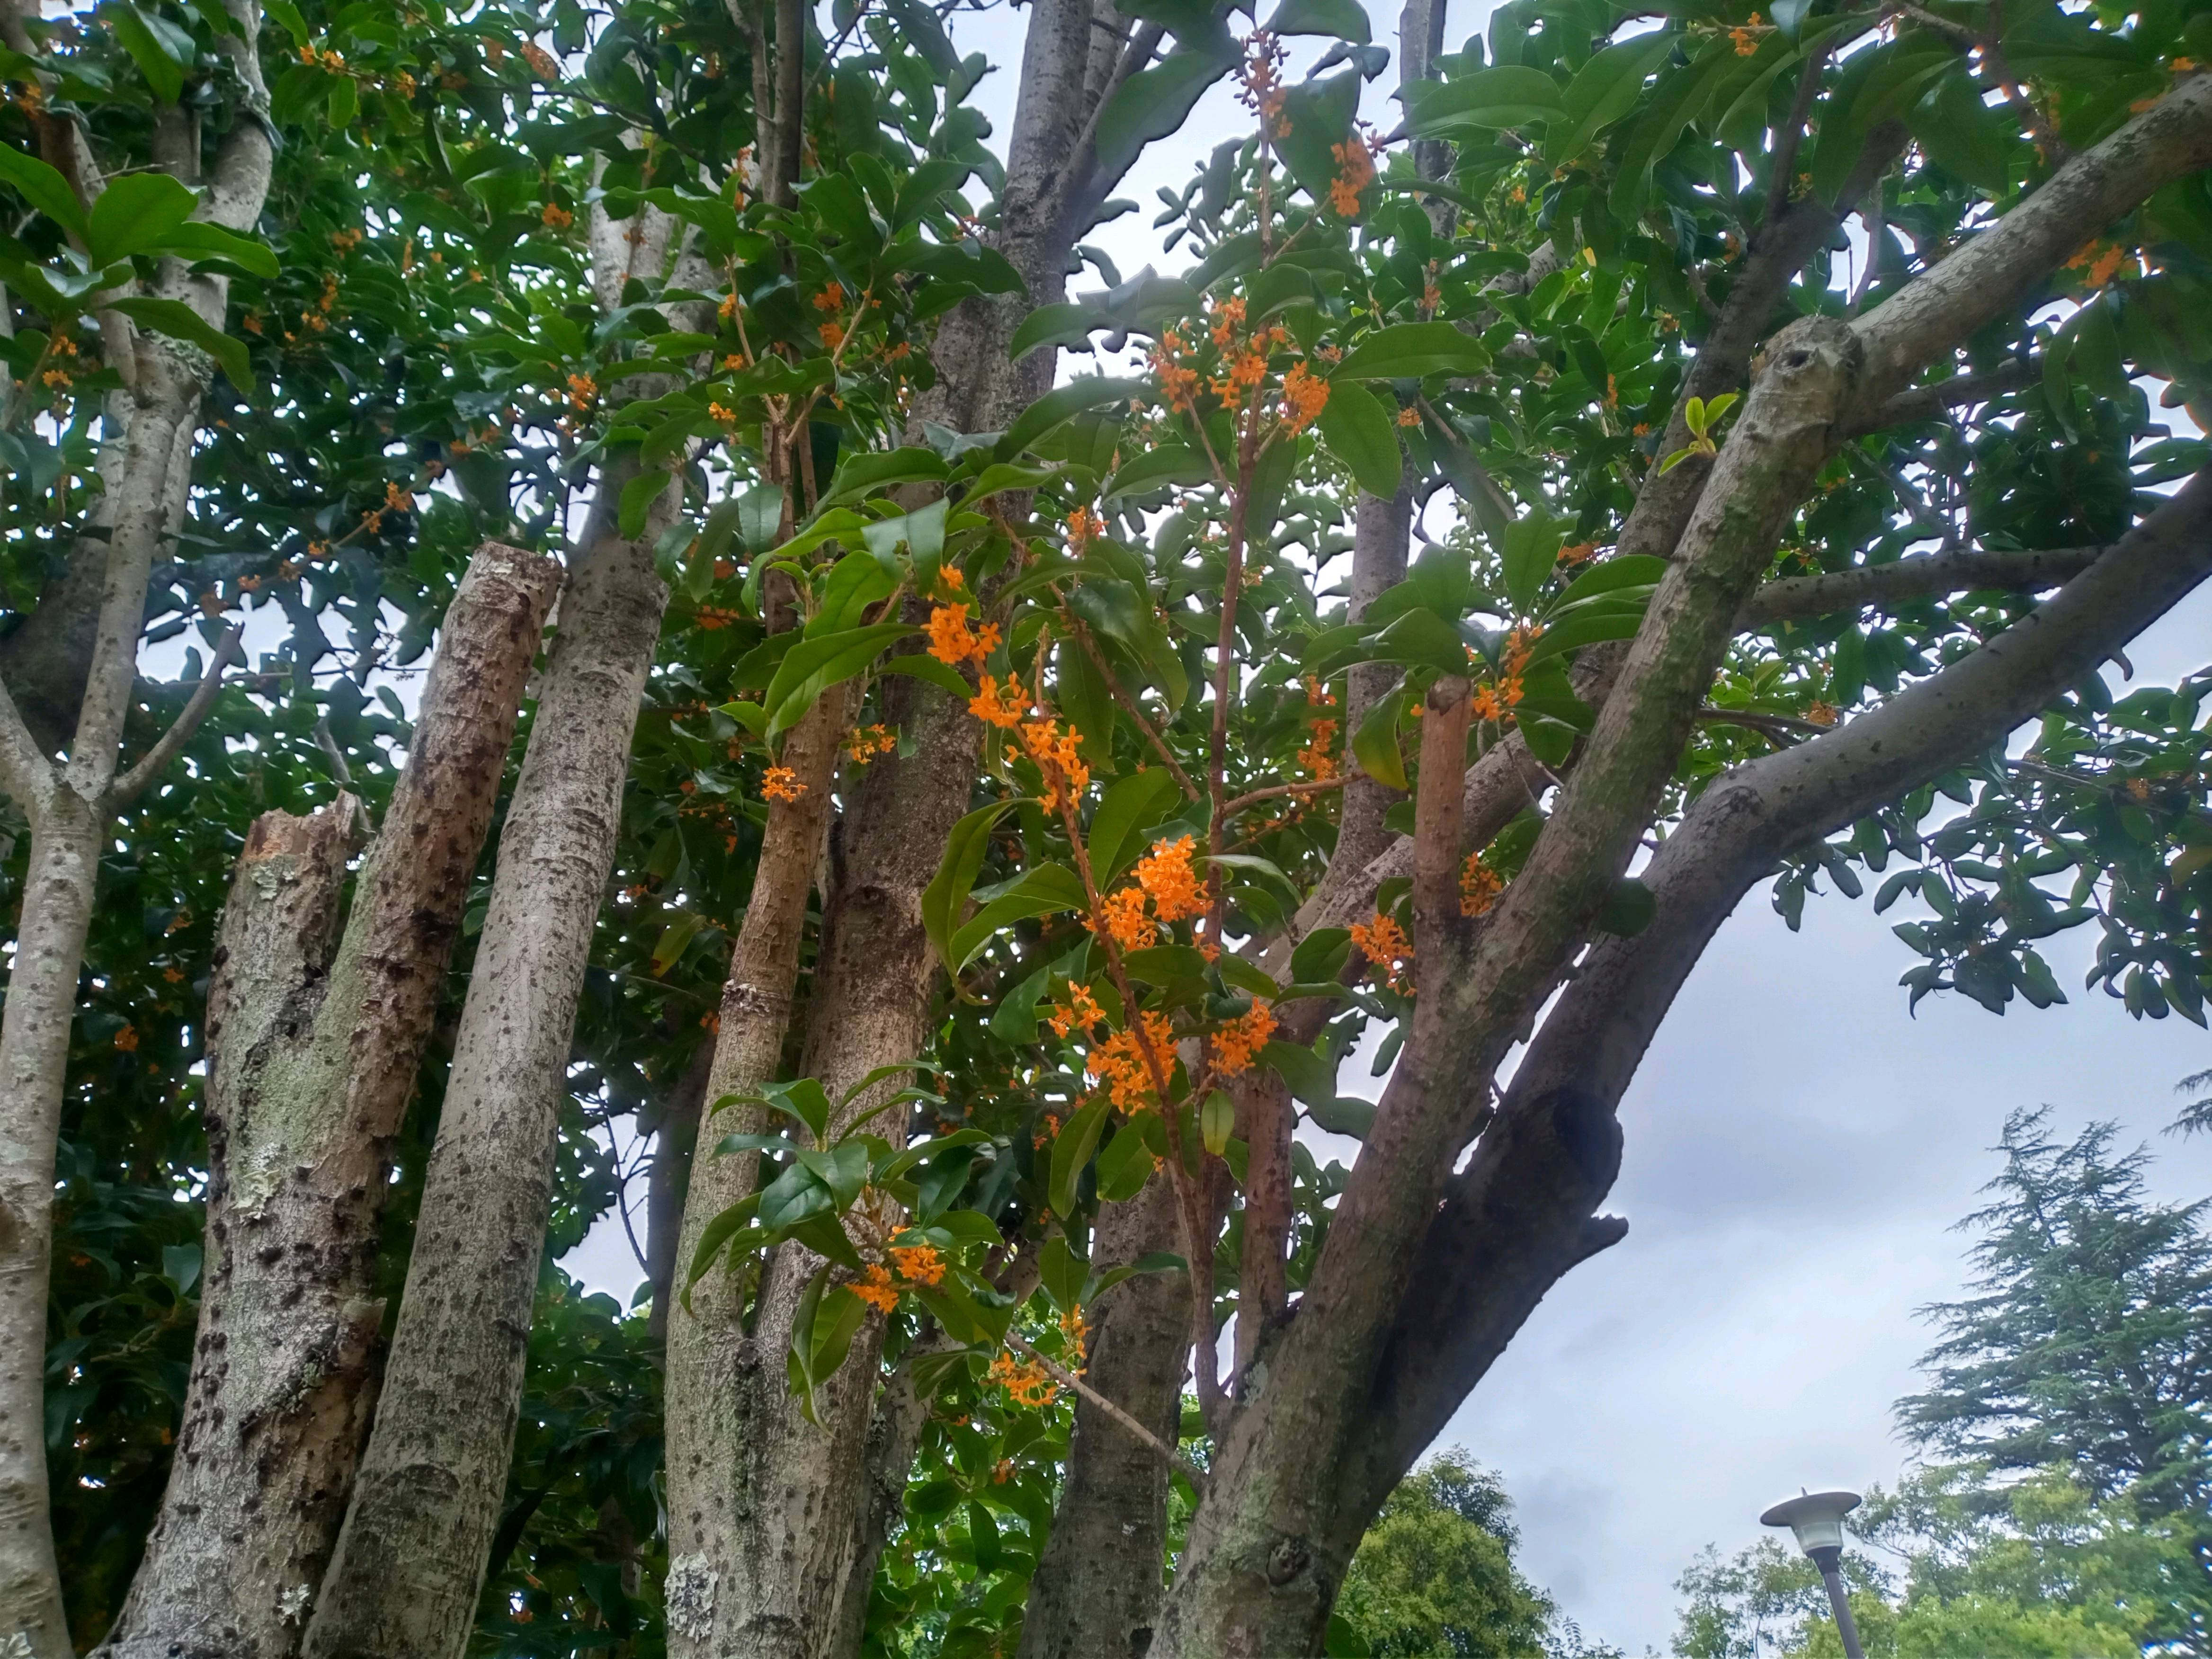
xmin=299 ymin=479 xmax=675 ymax=1659
xmin=296 ymin=181 xmax=707 ymax=1658
xmin=1144 ymin=73 xmax=2212 ymax=1659
xmin=0 ymin=11 xmax=273 ymax=1648
xmin=1016 ymin=1178 xmax=1190 ymax=1659
xmin=659 ymin=3 xmax=1177 ymax=1653
xmin=97 ymin=543 xmax=560 ymax=1659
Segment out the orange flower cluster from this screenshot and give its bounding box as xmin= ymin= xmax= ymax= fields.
xmin=1350 ymin=911 xmax=1413 ymax=994
xmin=1328 ymin=137 xmax=1377 ymax=217
xmin=852 ymin=1263 xmax=900 ymax=1312
xmin=114 ymin=1025 xmax=139 ymax=1053
xmin=1304 ymin=675 xmax=1338 ymax=710
xmin=1048 ymin=981 xmax=1105 ymax=1039
xmin=541 ymin=202 xmax=573 ymax=229
xmin=1211 ymin=346 xmax=1270 ymax=403
xmin=969 ymin=674 xmax=1028 ymax=729
xmin=1730 ymin=12 xmax=1765 ymax=54
xmin=1066 ymin=507 xmax=1105 ymax=549
xmin=761 ymin=766 xmax=806 ymax=803
xmin=1134 ymin=835 xmax=1207 ymax=923
xmin=1558 ymin=540 xmax=1599 ymax=565
xmin=1094 ymin=885 xmax=1158 ymax=952
xmin=1210 ymin=1000 xmax=1277 ymax=1076
xmin=847 ymin=723 xmax=896 ymax=764
xmin=1281 ymin=362 xmax=1330 ymax=432
xmin=2066 ymin=240 xmax=2131 ymax=290
xmin=1460 ymin=855 xmax=1504 ymax=918
xmin=1151 ymin=328 xmax=1202 ymax=412
xmin=927 ymin=601 xmax=999 ymax=668
xmin=889 ymin=1242 xmax=946 ymax=1286
xmin=989 ymin=1349 xmax=1059 ymax=1408
xmin=520 ymin=40 xmax=559 ymax=80
xmin=565 ymin=373 xmax=597 ymax=412
xmin=1209 ymin=295 xmax=1248 ymax=349
xmin=1060 ymin=1301 xmax=1090 ymax=1360
xmin=820 ymin=319 xmax=847 ymax=352
xmin=1019 ymin=717 xmax=1089 ymax=810
xmin=1297 ymin=716 xmax=1339 ymax=780
xmin=813 ymin=283 xmax=846 ymax=312
xmin=1806 ymin=701 xmax=1840 ymax=728
xmin=1238 ymin=29 xmax=1290 ymax=137
xmin=1087 ymin=1010 xmax=1176 ymax=1111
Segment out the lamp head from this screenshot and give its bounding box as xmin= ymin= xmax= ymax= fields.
xmin=1760 ymin=1489 xmax=1862 ymax=1559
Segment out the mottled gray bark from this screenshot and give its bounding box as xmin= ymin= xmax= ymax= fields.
xmin=0 ymin=11 xmax=275 ymax=1644
xmin=98 ymin=543 xmax=559 ymax=1659
xmin=1017 ymin=1178 xmax=1190 ymax=1659
xmin=300 ymin=483 xmax=673 ymax=1659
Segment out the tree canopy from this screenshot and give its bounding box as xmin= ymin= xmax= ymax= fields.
xmin=0 ymin=0 xmax=2209 ymax=1655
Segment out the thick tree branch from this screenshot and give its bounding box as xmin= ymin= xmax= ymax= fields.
xmin=1850 ymin=75 xmax=2212 ymax=410
xmin=1850 ymin=354 xmax=2042 ymax=433
xmin=0 ymin=674 xmax=53 ymax=819
xmin=103 ymin=625 xmax=244 ymax=812
xmin=1356 ymin=469 xmax=2212 ymax=1498
xmin=1740 ymin=543 xmax=2101 ymax=627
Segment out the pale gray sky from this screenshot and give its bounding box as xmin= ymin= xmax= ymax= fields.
xmin=561 ymin=6 xmax=2212 ymax=1649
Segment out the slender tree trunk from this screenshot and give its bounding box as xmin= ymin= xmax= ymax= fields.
xmin=98 ymin=544 xmax=559 ymax=1659
xmin=301 ymin=482 xmax=674 ymax=1659
xmin=662 ymin=684 xmax=847 ymax=1658
xmin=645 ymin=1044 xmax=713 ymax=1347
xmin=0 ymin=788 xmax=100 ymax=1659
xmin=1017 ymin=1178 xmax=1190 ymax=1659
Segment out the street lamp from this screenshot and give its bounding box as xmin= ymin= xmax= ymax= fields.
xmin=1761 ymin=1489 xmax=1866 ymax=1659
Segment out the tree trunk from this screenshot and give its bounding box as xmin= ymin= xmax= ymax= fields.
xmin=645 ymin=1045 xmax=713 ymax=1347
xmin=0 ymin=786 xmax=102 ymax=1659
xmin=301 ymin=482 xmax=674 ymax=1659
xmin=98 ymin=543 xmax=559 ymax=1659
xmin=661 ymin=682 xmax=847 ymax=1659
xmin=1017 ymin=1177 xmax=1190 ymax=1659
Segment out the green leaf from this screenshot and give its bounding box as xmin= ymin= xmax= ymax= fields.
xmin=1264 ymin=0 xmax=1368 ymax=43
xmin=860 ymin=496 xmax=949 ymax=566
xmin=682 ymin=1195 xmax=761 ymax=1296
xmin=1308 ymin=1096 xmax=1377 ymax=1137
xmin=1009 ymin=302 xmax=1113 ymax=360
xmin=1091 ymin=46 xmax=1238 ymax=186
xmin=877 ymin=653 xmax=972 ymax=701
xmin=1275 ymin=67 xmax=1362 ymax=204
xmin=261 ymin=0 xmax=308 ymax=39
xmin=1095 ymin=1119 xmax=1159 ymax=1202
xmin=811 ymin=549 xmax=902 ymax=636
xmin=762 ymin=622 xmax=917 ymax=738
xmin=1597 ymin=877 xmax=1656 ymax=937
xmin=1350 ymin=680 xmax=1409 ymax=792
xmin=1318 ymin=378 xmax=1404 ymax=499
xmin=1107 ymin=442 xmax=1213 ymax=499
xmin=1548 ymin=32 xmax=1677 ymax=166
xmin=107 ymin=296 xmax=252 ymax=391
xmin=108 ymin=3 xmax=187 ymax=105
xmin=618 ymin=466 xmax=673 ymax=539
xmin=84 ymin=173 xmax=195 ymax=266
xmin=736 ymin=483 xmax=786 ymax=552
xmin=948 ymin=864 xmax=1089 ymax=971
xmin=816 ymin=446 xmax=949 ymax=510
xmin=1204 ymin=853 xmax=1301 ymax=909
xmin=0 ymin=145 xmax=89 ymax=240
xmin=923 ymin=799 xmax=1025 ymax=971
xmin=1261 ymin=1038 xmax=1338 ymax=1109
xmin=153 ymin=220 xmax=278 ymax=278
xmin=1500 ymin=512 xmax=1561 ymax=615
xmin=1200 ymin=1089 xmax=1234 ymax=1155
xmin=1404 ymin=66 xmax=1565 ymax=134
xmin=1051 ymin=1097 xmax=1113 ymax=1219
xmin=1330 ymin=321 xmax=1489 ymax=383
xmin=998 ymin=377 xmax=1148 ymax=461
xmin=1088 ymin=767 xmax=1184 ymax=882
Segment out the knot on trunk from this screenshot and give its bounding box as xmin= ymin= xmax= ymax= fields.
xmin=1264 ymin=1534 xmax=1311 ymax=1588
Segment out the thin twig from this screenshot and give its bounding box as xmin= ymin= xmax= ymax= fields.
xmin=1762 ymin=45 xmax=1831 ymax=227
xmin=1219 ymin=776 xmax=1346 ymax=817
xmin=105 ymin=624 xmax=245 ymax=810
xmin=1058 ymin=594 xmax=1201 ymax=800
xmin=1004 ymin=1329 xmax=1204 ymax=1482
xmin=1693 ymin=705 xmax=1824 ymax=744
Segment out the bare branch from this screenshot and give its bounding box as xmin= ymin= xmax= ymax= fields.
xmin=1851 ymin=355 xmax=2043 ymax=433
xmin=104 ymin=624 xmax=244 ymax=811
xmin=1004 ymin=1329 xmax=1204 ymax=1484
xmin=1740 ymin=543 xmax=2101 ymax=627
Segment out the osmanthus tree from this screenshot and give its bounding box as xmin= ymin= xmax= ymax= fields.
xmin=4 ymin=0 xmax=2212 ymax=1658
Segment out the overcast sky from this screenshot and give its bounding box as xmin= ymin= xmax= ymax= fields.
xmin=564 ymin=5 xmax=2212 ymax=1649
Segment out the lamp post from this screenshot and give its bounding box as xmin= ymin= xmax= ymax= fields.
xmin=1761 ymin=1489 xmax=1866 ymax=1659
